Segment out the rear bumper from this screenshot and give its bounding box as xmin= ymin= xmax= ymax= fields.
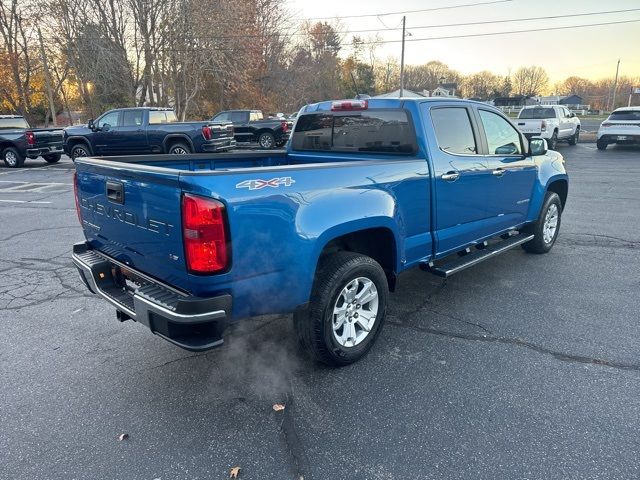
xmin=72 ymin=242 xmax=232 ymax=351
xmin=201 ymin=138 xmax=237 ymax=152
xmin=597 ymin=134 xmax=640 ymax=145
xmin=26 ymin=144 xmax=64 ymax=158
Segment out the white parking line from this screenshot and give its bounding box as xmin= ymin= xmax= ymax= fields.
xmin=0 ymin=199 xmax=52 ymax=204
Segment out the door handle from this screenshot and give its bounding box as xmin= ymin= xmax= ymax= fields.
xmin=441 ymin=172 xmax=460 ymax=182
xmin=492 ymin=168 xmax=505 ymax=177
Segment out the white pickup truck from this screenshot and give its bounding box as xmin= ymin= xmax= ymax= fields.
xmin=516 ymin=105 xmax=580 ymax=150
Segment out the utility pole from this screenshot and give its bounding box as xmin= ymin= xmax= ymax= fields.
xmin=399 ymin=16 xmax=406 ymax=97
xmin=37 ymin=27 xmax=57 ymax=126
xmin=610 ymin=59 xmax=620 ymax=112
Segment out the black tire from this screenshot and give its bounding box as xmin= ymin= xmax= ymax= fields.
xmin=2 ymin=147 xmax=24 ymax=168
xmin=568 ymin=127 xmax=579 ymax=146
xmin=258 ymin=132 xmax=275 ymax=149
xmin=43 ymin=153 xmax=62 ymax=163
xmin=596 ymin=139 xmax=608 ymax=151
xmin=70 ymin=143 xmax=91 ymax=160
xmin=547 ymin=131 xmax=558 ymax=150
xmin=168 ymin=142 xmax=191 ymax=154
xmin=294 ymin=251 xmax=388 ymax=367
xmin=521 ymin=192 xmax=562 ymax=254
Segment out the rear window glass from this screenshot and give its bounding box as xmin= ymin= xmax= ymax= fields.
xmin=0 ymin=117 xmax=29 ymax=129
xmin=149 ymin=111 xmax=177 ymax=124
xmin=518 ymin=108 xmax=556 ymax=119
xmin=609 ymin=110 xmax=640 ymax=121
xmin=291 ymin=110 xmax=416 ymax=154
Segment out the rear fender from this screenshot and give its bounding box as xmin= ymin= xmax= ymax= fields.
xmin=163 ymin=134 xmax=194 ymax=153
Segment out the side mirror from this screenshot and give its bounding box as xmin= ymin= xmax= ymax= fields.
xmin=87 ymin=119 xmax=95 ymax=131
xmin=529 ymin=137 xmax=548 ymax=156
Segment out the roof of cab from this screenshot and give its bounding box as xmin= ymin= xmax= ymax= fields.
xmin=302 ymin=97 xmax=485 ymax=113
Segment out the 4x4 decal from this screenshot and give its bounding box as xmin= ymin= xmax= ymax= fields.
xmin=236 ymin=177 xmax=295 ymax=190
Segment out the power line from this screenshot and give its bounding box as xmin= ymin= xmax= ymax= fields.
xmin=41 ymin=8 xmax=640 ymax=42
xmin=358 ymin=18 xmax=640 ymax=44
xmin=343 ymin=8 xmax=640 ymax=35
xmin=56 ymin=17 xmax=640 ymax=54
xmin=301 ymin=0 xmax=513 ymax=20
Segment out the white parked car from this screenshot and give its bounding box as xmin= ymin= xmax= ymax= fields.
xmin=597 ymin=107 xmax=640 ymax=150
xmin=515 ymin=105 xmax=581 ymax=150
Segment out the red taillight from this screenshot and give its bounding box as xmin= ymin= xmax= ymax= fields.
xmin=280 ymin=120 xmax=289 ymax=132
xmin=540 ymin=120 xmax=547 ymax=131
xmin=331 ymin=99 xmax=368 ymax=111
xmin=25 ymin=130 xmax=35 ymax=145
xmin=73 ymin=172 xmax=82 ymax=225
xmin=202 ymin=125 xmax=212 ymax=140
xmin=182 ymin=193 xmax=229 ymax=274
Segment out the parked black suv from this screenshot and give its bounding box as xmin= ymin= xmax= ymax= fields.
xmin=0 ymin=115 xmax=64 ymax=168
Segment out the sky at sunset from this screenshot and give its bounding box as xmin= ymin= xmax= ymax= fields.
xmin=288 ymin=0 xmax=640 ymax=82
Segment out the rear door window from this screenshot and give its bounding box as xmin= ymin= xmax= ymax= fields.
xmin=291 ymin=110 xmax=416 ymax=154
xmin=430 ymin=107 xmax=477 ymax=155
xmin=121 ymin=110 xmax=144 ymax=126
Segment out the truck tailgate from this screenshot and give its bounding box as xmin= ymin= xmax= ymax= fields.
xmin=515 ymin=119 xmax=542 ymax=135
xmin=34 ymin=128 xmax=64 ymax=147
xmin=75 ymin=160 xmax=187 ymax=288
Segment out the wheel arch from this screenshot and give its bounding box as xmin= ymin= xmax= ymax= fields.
xmin=547 ymin=178 xmax=568 ymax=211
xmin=163 ymin=134 xmax=194 ymax=153
xmin=66 ymin=136 xmax=93 ymax=155
xmin=314 ymin=223 xmax=400 ymax=292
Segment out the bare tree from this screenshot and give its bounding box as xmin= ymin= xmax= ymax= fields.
xmin=512 ymin=66 xmax=549 ymax=97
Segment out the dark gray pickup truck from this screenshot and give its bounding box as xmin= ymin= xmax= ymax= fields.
xmin=211 ymin=109 xmax=290 ymax=149
xmin=0 ymin=115 xmax=64 ymax=168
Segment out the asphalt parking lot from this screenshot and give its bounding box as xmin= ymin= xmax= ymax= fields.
xmin=2 ymin=144 xmax=640 ymax=480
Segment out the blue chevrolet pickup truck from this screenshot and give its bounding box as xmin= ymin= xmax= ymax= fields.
xmin=71 ymin=98 xmax=568 ymax=366
xmin=64 ymin=107 xmax=235 ymax=159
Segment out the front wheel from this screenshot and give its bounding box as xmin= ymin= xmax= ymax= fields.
xmin=43 ymin=153 xmax=62 ymax=163
xmin=294 ymin=252 xmax=388 ymax=366
xmin=521 ymin=192 xmax=562 ymax=254
xmin=568 ymin=127 xmax=579 ymax=146
xmin=70 ymin=144 xmax=91 ymax=160
xmin=2 ymin=147 xmax=24 ymax=168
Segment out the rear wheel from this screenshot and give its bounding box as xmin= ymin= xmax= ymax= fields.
xmin=43 ymin=153 xmax=62 ymax=163
xmin=596 ymin=139 xmax=608 ymax=150
xmin=258 ymin=132 xmax=275 ymax=149
xmin=294 ymin=251 xmax=388 ymax=366
xmin=568 ymin=127 xmax=579 ymax=146
xmin=522 ymin=192 xmax=562 ymax=254
xmin=2 ymin=147 xmax=24 ymax=168
xmin=547 ymin=131 xmax=558 ymax=150
xmin=70 ymin=143 xmax=91 ymax=160
xmin=168 ymin=142 xmax=191 ymax=154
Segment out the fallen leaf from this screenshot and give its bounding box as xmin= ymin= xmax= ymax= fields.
xmin=272 ymin=403 xmax=285 ymax=412
xmin=118 ymin=433 xmax=129 ymax=441
xmin=230 ymin=466 xmax=241 ymax=478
